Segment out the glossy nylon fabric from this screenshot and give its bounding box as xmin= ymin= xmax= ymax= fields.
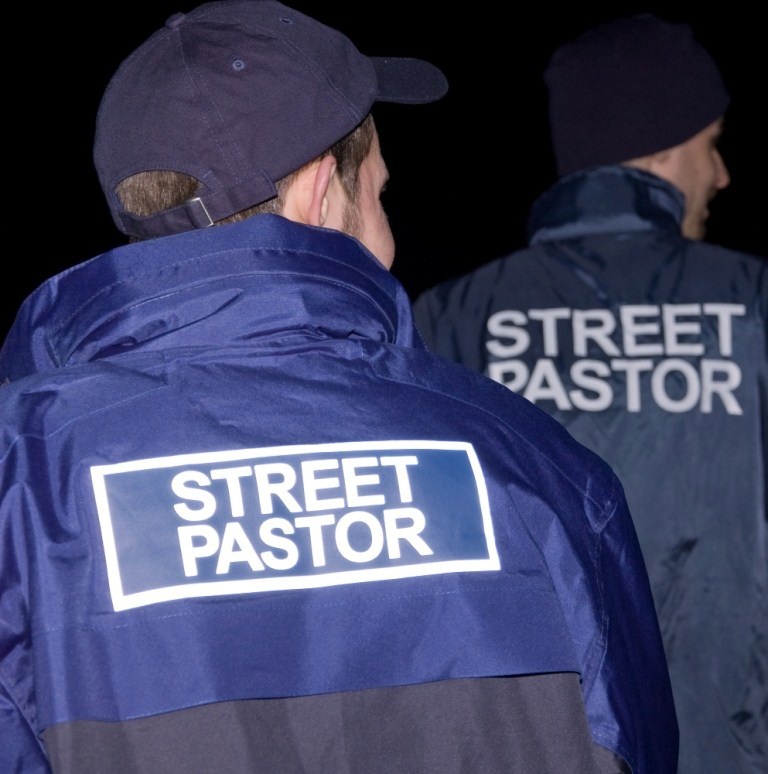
xmin=1 ymin=215 xmax=673 ymax=772
xmin=413 ymin=166 xmax=767 ymax=774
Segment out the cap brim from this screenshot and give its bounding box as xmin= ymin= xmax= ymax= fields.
xmin=372 ymin=57 xmax=448 ymax=104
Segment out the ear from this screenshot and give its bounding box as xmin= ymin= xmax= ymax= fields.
xmin=644 ymin=148 xmax=672 ymax=176
xmin=281 ymin=155 xmax=338 ymax=227
xmin=308 ymin=155 xmax=338 ymax=227
xmin=624 ymin=147 xmax=669 ymax=174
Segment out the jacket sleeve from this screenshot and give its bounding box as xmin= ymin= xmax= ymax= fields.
xmin=1 ymin=681 xmax=51 ymax=774
xmin=1 ymin=557 xmax=52 ymax=774
xmin=591 ymin=478 xmax=679 ymax=773
xmin=0 ymin=435 xmax=52 ymax=773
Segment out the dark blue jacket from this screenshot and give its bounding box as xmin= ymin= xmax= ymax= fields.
xmin=1 ymin=215 xmax=676 ymax=772
xmin=414 ymin=166 xmax=767 ymax=774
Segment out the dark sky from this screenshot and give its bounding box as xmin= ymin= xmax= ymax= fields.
xmin=8 ymin=2 xmax=765 ymax=341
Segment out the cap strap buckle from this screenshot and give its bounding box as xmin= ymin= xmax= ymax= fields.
xmin=187 ymin=197 xmax=215 ymax=228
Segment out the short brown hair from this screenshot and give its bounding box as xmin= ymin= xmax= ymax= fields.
xmin=116 ymin=115 xmax=375 ymax=239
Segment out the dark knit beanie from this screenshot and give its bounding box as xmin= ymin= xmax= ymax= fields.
xmin=545 ymin=14 xmax=730 ymax=176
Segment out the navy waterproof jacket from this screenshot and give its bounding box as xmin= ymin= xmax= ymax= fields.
xmin=1 ymin=215 xmax=676 ymax=772
xmin=414 ymin=166 xmax=767 ymax=774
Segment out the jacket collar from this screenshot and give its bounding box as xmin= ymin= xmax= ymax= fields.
xmin=1 ymin=215 xmax=420 ymax=382
xmin=527 ymin=166 xmax=685 ymax=245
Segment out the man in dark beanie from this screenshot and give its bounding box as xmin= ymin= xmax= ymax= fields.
xmin=414 ymin=13 xmax=766 ymax=774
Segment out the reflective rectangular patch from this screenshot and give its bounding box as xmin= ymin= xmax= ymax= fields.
xmin=91 ymin=440 xmax=499 ymax=611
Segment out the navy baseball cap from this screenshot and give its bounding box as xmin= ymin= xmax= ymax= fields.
xmin=94 ymin=0 xmax=448 ymax=239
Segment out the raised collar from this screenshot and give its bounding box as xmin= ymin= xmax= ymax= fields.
xmin=1 ymin=216 xmax=420 ymax=382
xmin=527 ymin=166 xmax=685 ymax=245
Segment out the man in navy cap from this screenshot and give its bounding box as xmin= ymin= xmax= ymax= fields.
xmin=414 ymin=14 xmax=766 ymax=774
xmin=1 ymin=4 xmax=676 ymax=772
